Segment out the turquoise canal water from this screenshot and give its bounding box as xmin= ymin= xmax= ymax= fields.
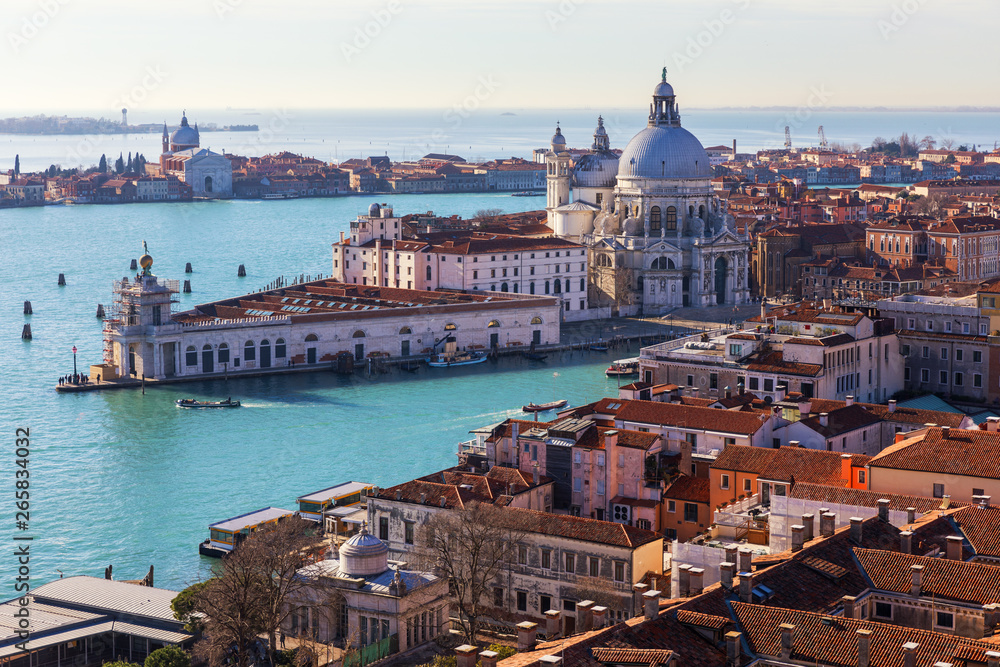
xmin=0 ymin=194 xmax=636 ymax=595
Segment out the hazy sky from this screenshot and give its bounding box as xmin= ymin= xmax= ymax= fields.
xmin=2 ymin=0 xmax=995 ymax=115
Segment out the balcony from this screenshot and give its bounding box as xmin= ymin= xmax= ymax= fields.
xmin=458 ymin=439 xmax=486 ymax=456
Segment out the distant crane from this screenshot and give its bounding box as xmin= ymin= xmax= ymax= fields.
xmin=818 ymin=125 xmax=829 ymax=150
xmin=784 ymin=126 xmax=792 ymax=150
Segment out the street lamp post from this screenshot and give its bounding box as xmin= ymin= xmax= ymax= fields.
xmin=72 ymin=345 xmax=78 ymax=376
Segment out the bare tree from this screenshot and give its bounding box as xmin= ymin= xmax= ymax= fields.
xmin=940 ymin=137 xmax=956 ymax=150
xmin=472 ymin=208 xmax=505 ymax=227
xmin=422 ymin=502 xmax=524 ymax=643
xmin=909 ymin=193 xmax=948 ymax=219
xmin=919 ymin=135 xmax=937 ymax=150
xmin=612 ymin=265 xmax=639 ymax=315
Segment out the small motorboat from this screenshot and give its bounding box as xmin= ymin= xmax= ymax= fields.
xmin=525 ymin=352 xmax=548 ymax=361
xmin=606 ymin=357 xmax=640 ymax=377
xmin=427 ymin=350 xmax=488 ymax=368
xmin=511 ymin=190 xmax=543 ymax=197
xmin=589 ymin=343 xmax=609 ymax=352
xmin=176 ymin=397 xmax=241 ymax=408
xmin=522 ymin=399 xmax=568 ymax=413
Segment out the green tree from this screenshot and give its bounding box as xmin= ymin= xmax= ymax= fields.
xmin=99 ymin=154 xmax=108 ymax=172
xmin=144 ymin=646 xmax=190 ymax=667
xmin=127 ymin=152 xmax=133 ymax=173
xmin=103 ymin=661 xmax=142 ymax=667
xmin=14 ymin=154 xmax=20 ymax=176
xmin=171 ymin=580 xmax=211 ymax=633
xmin=115 ymin=153 xmax=125 ymax=173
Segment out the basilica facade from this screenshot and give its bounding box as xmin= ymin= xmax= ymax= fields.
xmin=546 ymin=72 xmax=750 ymax=315
xmin=158 ymin=112 xmax=233 ymax=198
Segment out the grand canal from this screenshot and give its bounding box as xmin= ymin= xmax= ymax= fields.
xmin=0 ymin=193 xmax=636 ymax=593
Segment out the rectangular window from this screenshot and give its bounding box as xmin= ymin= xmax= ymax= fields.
xmin=589 ymin=557 xmax=599 ymax=577
xmin=935 ymin=611 xmax=954 ymax=629
xmin=721 ymin=474 xmax=730 ymax=489
xmin=493 ymin=587 xmax=503 ymax=607
xmin=565 ymin=553 xmax=575 ymax=573
xmin=667 ymin=500 xmax=676 ymax=513
xmin=684 ymin=503 xmax=698 ymax=523
xmin=975 ymin=373 xmax=983 ymax=388
xmin=956 ymin=349 xmax=963 ymax=361
xmin=541 ymin=550 xmax=551 ymax=569
xmin=941 ymin=348 xmax=948 ymax=360
xmin=540 ymin=595 xmax=551 ymax=613
xmin=710 ymin=373 xmax=718 ymax=389
xmin=744 ymin=478 xmax=752 ymax=493
xmin=724 ymin=437 xmax=736 ymax=446
xmin=687 ymin=374 xmax=694 ymax=387
xmin=922 ymin=346 xmax=929 ymax=358
xmin=379 ymin=517 xmax=389 ymax=541
xmin=764 ymin=378 xmax=774 ymax=392
xmin=518 ymin=545 xmax=527 ymax=565
xmin=516 ymin=591 xmax=527 ymax=612
xmin=874 ymin=601 xmax=892 ymax=619
xmin=954 ymin=372 xmax=963 ymax=386
xmin=900 ymin=345 xmax=910 ymax=356
xmin=749 ymin=377 xmax=759 ymax=390
xmin=933 ymin=483 xmax=944 ymax=498
xmin=921 ymin=368 xmax=929 ymax=383
xmin=614 ymin=561 xmax=625 ymax=582
xmin=974 ymin=351 xmax=983 ymax=363
xmin=939 ymin=370 xmax=948 ymax=384
xmin=573 ymin=478 xmax=582 ymax=493
xmin=404 ymin=521 xmax=414 ymax=545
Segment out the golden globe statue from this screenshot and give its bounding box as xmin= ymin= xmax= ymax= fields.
xmin=139 ymin=241 xmax=154 ymax=276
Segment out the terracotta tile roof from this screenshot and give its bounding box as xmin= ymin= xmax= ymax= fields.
xmin=730 ymin=602 xmax=1000 ymax=667
xmin=897 ymin=329 xmax=989 ymax=343
xmin=589 ymin=648 xmax=673 ymax=666
xmin=853 ymin=547 xmax=1000 ymax=605
xmin=602 ymin=428 xmax=662 ymax=451
xmin=664 ymin=476 xmax=710 ymax=504
xmin=745 ymin=351 xmax=823 ymax=377
xmin=798 ymin=404 xmax=883 ymax=438
xmin=500 ymin=507 xmax=662 ymax=549
xmin=711 ymin=446 xmax=868 ymax=485
xmin=614 ymin=401 xmax=767 ymax=435
xmin=806 ymin=400 xmax=969 ymax=428
xmin=869 ymin=427 xmax=1000 ymax=477
xmin=950 ymin=505 xmax=1000 ymax=560
xmin=675 ymin=609 xmax=730 ymax=630
xmin=788 ymin=482 xmax=951 ymax=515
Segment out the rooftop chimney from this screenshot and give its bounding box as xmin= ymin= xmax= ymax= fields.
xmin=857 ymin=629 xmax=872 ymax=667
xmin=779 ymin=623 xmax=795 ymax=659
xmin=987 ymin=417 xmax=1000 ymax=432
xmin=802 ymin=513 xmax=815 ymax=541
xmin=533 ymin=462 xmax=540 ymax=486
xmin=900 ymin=530 xmax=913 ymax=554
xmin=678 ymin=564 xmax=692 ymax=597
xmin=592 ymin=606 xmax=608 ymax=629
xmin=791 ymin=524 xmax=805 ymax=551
xmin=721 ymin=561 xmax=736 ymax=590
xmin=516 ymin=622 xmax=538 ymax=651
xmin=910 ymin=564 xmax=924 ymax=597
xmin=776 ymin=385 xmax=787 ymax=402
xmin=544 ymin=609 xmax=561 ymax=639
xmin=947 ymin=535 xmax=964 ymax=561
xmin=906 ymin=507 xmax=916 ymax=523
xmin=738 ymin=547 xmax=753 ymax=573
xmin=725 ymin=544 xmax=739 ymax=564
xmin=725 ymin=386 xmax=732 ymax=399
xmin=820 ymin=412 xmax=829 ymax=427
xmin=846 ymin=395 xmax=854 ymax=406
xmin=633 ymin=583 xmax=648 ymax=616
xmin=479 ymin=651 xmax=499 ymax=667
xmin=842 ymin=595 xmax=857 ymax=619
xmin=689 ymin=567 xmax=705 ymax=596
xmin=539 ymin=657 xmax=562 ymax=666
xmin=726 ymin=631 xmax=743 ymax=667
xmin=986 ymin=651 xmax=1000 ymax=667
xmin=577 ymin=600 xmax=594 ymax=631
xmin=850 ymin=517 xmax=864 ymax=545
xmin=942 ymin=426 xmax=951 ymax=438
xmin=903 ymin=643 xmax=919 ymax=667
xmin=821 ymin=512 xmax=837 ymax=537
xmin=643 ymin=590 xmax=661 ymax=621
xmin=396 ymin=489 xmax=403 ymax=501
xmin=738 ymin=572 xmax=753 ymax=603
xmin=878 ymin=499 xmax=891 ymax=522
xmin=800 ymin=399 xmax=812 ymax=417
xmin=841 ymin=454 xmax=853 ymax=484
xmin=888 ymin=399 xmax=897 ymax=413
xmin=419 ymin=493 xmax=427 ymax=504
xmin=456 ymin=645 xmax=478 ymax=667
xmin=789 ymin=440 xmax=801 ymax=448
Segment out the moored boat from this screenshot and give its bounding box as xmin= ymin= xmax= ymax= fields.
xmin=522 ymin=399 xmax=568 ymax=413
xmin=200 ymin=506 xmax=295 ymax=557
xmin=176 ymin=397 xmax=241 ymax=408
xmin=606 ymin=357 xmax=640 ymax=377
xmin=589 ymin=342 xmax=609 ymax=352
xmin=427 ymin=350 xmax=488 ymax=367
xmin=525 ymin=352 xmax=548 ymax=361
xmin=511 ymin=190 xmax=543 ymax=197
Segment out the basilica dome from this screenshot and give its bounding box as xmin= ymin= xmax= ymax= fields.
xmin=573 ymin=116 xmax=619 ymax=188
xmin=170 ymin=113 xmax=199 ymax=149
xmin=618 ymin=126 xmax=710 ymax=180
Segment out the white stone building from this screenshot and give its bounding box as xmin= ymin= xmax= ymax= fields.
xmin=158 ymin=112 xmax=233 ymax=198
xmin=545 ymin=72 xmax=751 ymax=314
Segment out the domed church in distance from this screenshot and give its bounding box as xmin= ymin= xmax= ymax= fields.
xmin=546 ymin=70 xmax=750 ymax=314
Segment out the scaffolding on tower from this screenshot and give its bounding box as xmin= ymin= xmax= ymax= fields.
xmin=102 ymin=276 xmax=180 ymax=365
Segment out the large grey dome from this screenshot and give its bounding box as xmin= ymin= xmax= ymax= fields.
xmin=617 ymin=126 xmax=710 ymax=180
xmin=338 ymin=524 xmax=388 ymax=577
xmin=170 ymin=114 xmax=199 ymax=148
xmin=573 ymin=152 xmax=619 ymax=188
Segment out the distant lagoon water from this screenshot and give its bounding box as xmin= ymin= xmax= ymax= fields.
xmin=3 ymin=108 xmax=1000 ymax=172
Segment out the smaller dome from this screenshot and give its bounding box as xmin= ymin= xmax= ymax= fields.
xmin=551 ymin=125 xmax=566 ymax=149
xmin=653 ymin=81 xmax=675 ymax=98
xmin=339 ymin=523 xmax=389 ymax=577
xmin=368 ymin=202 xmax=381 ymax=217
xmin=573 ymin=152 xmax=619 ymax=188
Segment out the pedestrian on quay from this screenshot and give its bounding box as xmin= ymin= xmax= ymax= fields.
xmin=279 ymin=632 xmax=285 ymax=649
xmin=97 ymin=374 xmax=101 ymax=384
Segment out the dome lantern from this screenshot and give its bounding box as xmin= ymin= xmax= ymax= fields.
xmin=649 ymin=68 xmax=681 ymax=128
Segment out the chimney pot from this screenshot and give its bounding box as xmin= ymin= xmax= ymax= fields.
xmin=779 ymin=623 xmax=795 ymax=659
xmin=846 ymin=395 xmax=854 ymax=406
xmin=985 ymin=651 xmax=1000 ymax=667
xmin=738 ymin=572 xmax=753 ymax=603
xmin=516 ymin=621 xmax=538 ymax=651
xmin=789 ymin=440 xmax=800 ymax=448
xmin=850 ymin=517 xmax=864 ymax=545
xmin=906 ymin=507 xmax=916 ymax=523
xmin=721 ymin=562 xmax=736 ymax=589
xmin=544 ymin=609 xmax=561 ymax=639
xmin=942 ymin=426 xmax=951 ymax=438
xmin=725 ymin=544 xmax=739 ymax=564
xmin=791 ymin=524 xmax=805 ymax=551
xmin=678 ymin=564 xmax=692 ymax=597
xmin=910 ymin=564 xmax=924 ymax=597
xmin=947 ymin=535 xmax=964 ymax=560
xmin=888 ymin=399 xmax=897 ymax=413
xmin=632 ymin=583 xmax=648 ymax=616
xmin=878 ymin=499 xmax=891 ymax=522
xmin=643 ymin=590 xmax=661 ymax=621
xmin=821 ymin=512 xmax=837 ymax=537
xmin=903 ymin=642 xmax=919 ymax=667
xmin=900 ymin=530 xmax=913 ymax=554
xmin=455 ymin=645 xmax=478 ymax=667
xmin=577 ymin=600 xmax=595 ymax=631
xmin=479 ymin=651 xmax=499 ymax=667
xmin=726 ymin=631 xmax=743 ymax=667
xmin=689 ymin=567 xmax=705 ymax=596
xmin=857 ymin=629 xmax=872 ymax=667
xmin=820 ymin=412 xmax=829 ymax=427
xmin=842 ymin=595 xmax=857 ymax=619
xmin=802 ymin=513 xmax=815 ymax=541
xmin=591 ymin=606 xmax=608 ymax=629
xmin=738 ymin=547 xmax=753 ymax=573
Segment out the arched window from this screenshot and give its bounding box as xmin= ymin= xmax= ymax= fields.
xmin=668 ymin=258 xmax=676 ymax=269
xmin=218 ymin=343 xmax=230 ymax=364
xmin=564 ymin=279 xmax=570 ymax=293
xmin=501 ymin=282 xmax=509 ymax=292
xmin=487 ymin=320 xmax=501 ymax=328
xmin=444 ymin=323 xmax=457 ymax=331
xmin=305 ymin=334 xmax=318 ymax=342
xmin=426 ymin=266 xmax=432 ymax=281
xmin=554 ymin=280 xmax=562 ymax=294
xmin=204 ymin=175 xmax=213 ymax=193
xmin=545 ymin=280 xmax=551 ymax=294
xmin=275 ymin=338 xmax=286 ymax=358
xmin=530 ymin=282 xmax=536 ymax=294
xmin=650 ymin=206 xmax=661 ymax=232
xmin=597 ymin=254 xmax=612 ymax=267
xmin=637 ymin=275 xmax=645 ymax=292
xmin=244 ymin=340 xmax=256 ymax=361
xmin=699 ymin=204 xmax=705 ymax=219
xmin=531 ymin=316 xmax=543 ymax=324
xmin=186 ymin=345 xmax=197 ymax=366
xmin=399 ymin=327 xmax=412 ymax=335
xmin=689 ymin=205 xmax=695 ymax=218
xmin=665 ymin=206 xmax=677 ymax=230
xmin=352 ymin=330 xmax=366 ymax=338
xmin=580 ymin=277 xmax=585 ymax=292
